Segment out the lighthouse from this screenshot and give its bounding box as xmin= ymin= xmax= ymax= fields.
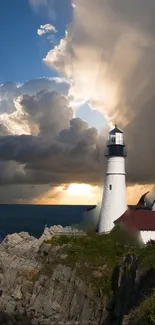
xmin=98 ymin=125 xmax=127 ymax=233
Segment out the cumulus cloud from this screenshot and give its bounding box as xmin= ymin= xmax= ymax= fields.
xmin=43 ymin=0 xmax=155 ymax=187
xmin=2 ymin=0 xmax=155 ymax=203
xmin=20 ymin=91 xmax=73 ymax=137
xmin=0 ymin=78 xmax=73 ymax=202
xmin=0 ymin=84 xmax=152 ymax=205
xmin=0 ymin=82 xmax=153 ymax=204
xmin=0 ymin=77 xmax=69 ymax=116
xmin=0 ymin=118 xmax=101 ymax=186
xmin=37 ymin=24 xmax=57 ymax=36
xmin=0 ymin=84 xmax=103 ymax=201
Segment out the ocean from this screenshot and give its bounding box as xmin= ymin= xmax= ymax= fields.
xmin=0 ymin=204 xmax=94 ymax=242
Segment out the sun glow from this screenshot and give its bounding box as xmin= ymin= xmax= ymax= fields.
xmin=29 ymin=183 xmax=99 ymax=205
xmin=66 ymin=183 xmax=94 ymax=197
xmin=24 ymin=182 xmax=151 ymax=206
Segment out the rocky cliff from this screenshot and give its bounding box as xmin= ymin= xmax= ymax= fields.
xmin=0 ymin=226 xmax=155 ymax=325
xmin=0 ymin=227 xmax=107 ymax=325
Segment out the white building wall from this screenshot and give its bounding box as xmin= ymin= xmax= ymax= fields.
xmin=140 ymin=231 xmax=155 ymax=244
xmin=98 ymin=156 xmax=127 ymax=233
xmin=106 ymin=156 xmax=126 ymax=174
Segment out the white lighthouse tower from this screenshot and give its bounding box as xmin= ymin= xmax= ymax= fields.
xmin=98 ymin=125 xmax=127 ymax=233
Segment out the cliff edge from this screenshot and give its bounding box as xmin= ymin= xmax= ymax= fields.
xmin=0 ymin=226 xmax=155 ymax=324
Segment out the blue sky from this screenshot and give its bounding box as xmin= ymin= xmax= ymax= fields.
xmin=0 ymin=0 xmax=72 ymax=83
xmin=0 ymin=0 xmax=105 ymax=131
xmin=0 ymin=0 xmax=153 ymax=205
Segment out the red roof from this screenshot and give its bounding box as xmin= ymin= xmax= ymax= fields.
xmin=114 ymin=209 xmax=155 ymax=231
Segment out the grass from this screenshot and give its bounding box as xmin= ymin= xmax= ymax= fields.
xmin=39 ymin=226 xmax=155 ymax=299
xmin=135 ymin=289 xmax=155 ymax=325
xmin=138 ymin=240 xmax=155 ymax=270
xmin=33 ymin=227 xmax=155 ymax=323
xmin=45 ymin=226 xmax=140 ymax=295
xmin=131 ymin=241 xmax=155 ymax=324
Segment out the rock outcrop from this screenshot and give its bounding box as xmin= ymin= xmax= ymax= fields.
xmin=0 ymin=227 xmax=106 ymax=325
xmin=0 ymin=227 xmax=154 ymax=325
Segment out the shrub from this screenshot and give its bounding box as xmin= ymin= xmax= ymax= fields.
xmin=46 ymin=229 xmax=132 ymax=295
xmin=137 ymin=290 xmax=155 ymax=325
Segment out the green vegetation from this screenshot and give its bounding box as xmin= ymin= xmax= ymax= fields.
xmin=132 ymin=241 xmax=155 ymax=325
xmin=138 ymin=240 xmax=155 ymax=270
xmin=27 ymin=226 xmax=155 ymax=325
xmin=136 ymin=289 xmax=155 ymax=325
xmin=45 ymin=226 xmax=140 ymax=295
xmin=42 ymin=227 xmax=155 ymax=302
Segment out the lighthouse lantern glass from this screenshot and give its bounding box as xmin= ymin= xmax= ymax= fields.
xmin=115 ymin=133 xmax=124 ymax=145
xmin=109 ymin=133 xmax=124 ymax=145
xmin=109 ymin=135 xmax=116 ymax=144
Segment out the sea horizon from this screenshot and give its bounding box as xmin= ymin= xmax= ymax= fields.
xmin=0 ymin=203 xmax=96 ymax=206
xmin=0 ymin=204 xmax=95 ymax=241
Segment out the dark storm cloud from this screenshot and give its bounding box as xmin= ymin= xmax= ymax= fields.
xmin=2 ymin=0 xmax=155 ymax=205
xmin=0 ymin=115 xmax=102 ymax=186
xmin=125 ymin=93 xmax=155 ymax=185
xmin=44 ymin=0 xmax=155 ymax=186
xmin=0 ymin=76 xmax=104 ymax=204
xmin=0 ymin=80 xmax=105 ymax=203
xmin=20 ymin=90 xmax=73 ymax=136
xmin=0 ymin=183 xmax=50 ymax=204
xmin=58 ymin=118 xmax=89 ymax=144
xmin=108 ymin=0 xmax=155 ymax=35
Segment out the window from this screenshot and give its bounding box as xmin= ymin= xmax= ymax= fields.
xmin=109 ymin=184 xmax=112 ymax=190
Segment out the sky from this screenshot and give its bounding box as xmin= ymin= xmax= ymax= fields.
xmin=0 ymin=0 xmax=155 ymax=205
xmin=0 ymin=0 xmax=70 ymax=82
